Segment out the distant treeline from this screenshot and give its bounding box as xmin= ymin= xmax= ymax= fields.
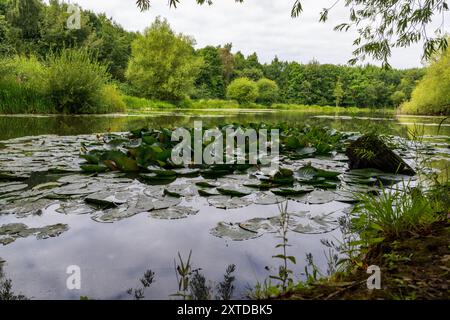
xmin=1 ymin=0 xmax=443 ymax=114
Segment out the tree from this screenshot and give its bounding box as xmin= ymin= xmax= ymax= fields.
xmin=218 ymin=43 xmax=234 ymax=85
xmin=333 ymin=79 xmax=344 ymax=107
xmin=136 ymin=0 xmax=449 ymax=66
xmin=256 ymin=78 xmax=279 ymax=105
xmin=402 ymin=46 xmax=450 ymax=115
xmin=194 ymin=46 xmax=225 ymax=99
xmin=226 ymin=77 xmax=259 ymax=104
xmin=391 ymin=91 xmax=406 ymax=107
xmin=126 ymin=18 xmax=203 ymax=101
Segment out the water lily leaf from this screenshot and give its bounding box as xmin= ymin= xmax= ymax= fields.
xmin=200 ymin=169 xmax=231 ymax=179
xmin=217 ymin=187 xmax=251 ymax=197
xmin=0 ymin=198 xmax=55 ymax=217
xmin=296 ymin=164 xmax=341 ymax=181
xmin=56 ymin=202 xmax=94 ymax=215
xmin=164 ymin=184 xmax=198 ymax=198
xmin=151 ymin=196 xmax=182 ymax=210
xmin=195 ymin=181 xmax=219 ymax=188
xmin=149 ymin=206 xmax=199 ymax=220
xmin=32 ymin=182 xmax=61 ymax=191
xmin=92 ymin=206 xmax=137 ymax=223
xmin=333 ymin=190 xmax=359 ymax=203
xmin=253 ymin=192 xmax=285 ymax=205
xmin=53 ymin=183 xmax=102 ymax=196
xmin=271 ymin=186 xmax=314 ymax=196
xmin=238 ymin=217 xmax=279 ymax=234
xmin=296 ymin=147 xmax=316 ymax=157
xmin=0 ymin=182 xmax=28 ymax=195
xmin=290 ymin=190 xmax=336 ymax=204
xmin=207 ymin=195 xmax=251 ymax=209
xmin=35 ymin=223 xmax=69 ymax=240
xmin=0 ymin=171 xmax=30 ymax=181
xmin=80 ymin=164 xmax=109 ymax=173
xmin=198 ymin=188 xmax=221 ymax=197
xmin=210 ymin=222 xmax=262 ymax=241
xmin=85 ymin=191 xmax=132 ymax=207
xmin=140 ymin=173 xmax=177 ymax=185
xmin=173 ymin=168 xmax=200 ymax=177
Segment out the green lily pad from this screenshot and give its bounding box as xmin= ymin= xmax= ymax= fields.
xmin=290 ymin=190 xmax=337 ymax=204
xmin=56 ymin=202 xmax=94 ymax=215
xmin=84 ymin=191 xmax=132 ymax=207
xmin=253 ymin=192 xmax=285 ymax=205
xmin=0 ymin=222 xmax=69 ymax=245
xmin=217 ymin=187 xmax=251 ymax=197
xmin=207 ymin=195 xmax=251 ymax=210
xmin=80 ymin=164 xmax=109 ymax=173
xmin=271 ymin=186 xmax=314 ymax=196
xmin=0 ymin=182 xmax=28 ymax=195
xmin=210 ymin=222 xmax=262 ymax=241
xmin=149 ymin=206 xmax=199 ymax=220
xmin=198 ymin=188 xmax=221 ymax=197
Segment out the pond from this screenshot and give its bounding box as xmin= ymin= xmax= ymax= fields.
xmin=0 ymin=110 xmax=449 ymax=300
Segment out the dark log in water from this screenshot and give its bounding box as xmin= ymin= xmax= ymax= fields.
xmin=346 ymin=135 xmax=415 ymax=175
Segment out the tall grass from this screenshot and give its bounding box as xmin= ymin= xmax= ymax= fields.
xmin=0 ymin=56 xmax=52 ymax=113
xmin=352 ymin=186 xmax=441 ymax=242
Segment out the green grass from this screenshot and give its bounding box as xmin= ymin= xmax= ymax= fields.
xmin=351 ymin=186 xmax=441 ymax=242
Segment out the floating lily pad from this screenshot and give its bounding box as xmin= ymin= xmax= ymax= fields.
xmin=0 ymin=198 xmax=55 ymax=217
xmin=0 ymin=222 xmax=69 ymax=245
xmin=84 ymin=191 xmax=132 ymax=207
xmin=198 ymin=188 xmax=221 ymax=197
xmin=253 ymin=192 xmax=285 ymax=205
xmin=149 ymin=206 xmax=199 ymax=220
xmin=271 ymin=185 xmax=314 ymax=196
xmin=217 ymin=187 xmax=251 ymax=197
xmin=207 ymin=195 xmax=251 ymax=210
xmin=210 ymin=222 xmax=262 ymax=241
xmin=56 ymin=202 xmax=94 ymax=215
xmin=0 ymin=182 xmax=28 ymax=195
xmin=290 ymin=190 xmax=336 ymax=204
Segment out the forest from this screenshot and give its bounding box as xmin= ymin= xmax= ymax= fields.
xmin=1 ymin=0 xmax=447 ymax=115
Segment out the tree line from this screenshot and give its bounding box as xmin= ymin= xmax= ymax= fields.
xmin=1 ymin=0 xmax=447 ymax=115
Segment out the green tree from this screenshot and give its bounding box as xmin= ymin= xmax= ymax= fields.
xmin=136 ymin=0 xmax=448 ymax=66
xmin=194 ymin=46 xmax=225 ymax=99
xmin=218 ymin=43 xmax=234 ymax=85
xmin=126 ymin=18 xmax=203 ymax=101
xmin=402 ymin=46 xmax=450 ymax=115
xmin=226 ymin=77 xmax=259 ymax=104
xmin=333 ymin=78 xmax=344 ymax=107
xmin=256 ymin=78 xmax=279 ymax=105
xmin=391 ymin=91 xmax=406 ymax=107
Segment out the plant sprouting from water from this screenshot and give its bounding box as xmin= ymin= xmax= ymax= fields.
xmin=127 ymin=269 xmax=155 ymax=300
xmin=269 ymin=201 xmax=297 ymax=294
xmin=216 ymin=264 xmax=236 ymax=300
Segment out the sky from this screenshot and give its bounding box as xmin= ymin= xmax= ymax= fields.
xmin=68 ymin=0 xmax=449 ymax=69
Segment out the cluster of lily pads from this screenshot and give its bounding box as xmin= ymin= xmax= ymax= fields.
xmin=0 ymin=124 xmax=425 ymax=245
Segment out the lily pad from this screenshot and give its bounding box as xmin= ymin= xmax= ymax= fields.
xmin=149 ymin=206 xmax=199 ymax=220
xmin=253 ymin=192 xmax=285 ymax=205
xmin=84 ymin=191 xmax=132 ymax=207
xmin=290 ymin=190 xmax=336 ymax=204
xmin=210 ymin=222 xmax=262 ymax=241
xmin=0 ymin=182 xmax=28 ymax=195
xmin=207 ymin=195 xmax=251 ymax=210
xmin=271 ymin=186 xmax=314 ymax=196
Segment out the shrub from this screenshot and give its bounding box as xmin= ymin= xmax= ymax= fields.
xmin=401 ymin=46 xmax=450 ymax=115
xmin=46 ymin=48 xmax=111 ymax=113
xmin=0 ymin=55 xmax=51 ymax=113
xmin=226 ymin=77 xmax=259 ymax=104
xmin=256 ymin=78 xmax=279 ymax=105
xmin=98 ymin=84 xmax=126 ymax=113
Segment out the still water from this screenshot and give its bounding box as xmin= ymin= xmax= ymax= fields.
xmin=0 ymin=110 xmax=448 ymax=300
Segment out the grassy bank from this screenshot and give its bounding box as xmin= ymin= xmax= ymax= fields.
xmin=281 ymin=180 xmax=450 ymax=300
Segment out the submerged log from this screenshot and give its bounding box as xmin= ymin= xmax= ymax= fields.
xmin=346 ymin=134 xmax=415 ymax=175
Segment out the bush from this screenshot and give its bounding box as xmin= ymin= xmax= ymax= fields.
xmin=256 ymin=78 xmax=279 ymax=105
xmin=401 ymin=46 xmax=450 ymax=115
xmin=46 ymin=48 xmax=111 ymax=113
xmin=226 ymin=77 xmax=259 ymax=104
xmin=0 ymin=55 xmax=51 ymax=113
xmin=98 ymin=84 xmax=126 ymax=113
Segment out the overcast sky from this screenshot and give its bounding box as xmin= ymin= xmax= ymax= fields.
xmin=69 ymin=0 xmax=449 ymax=69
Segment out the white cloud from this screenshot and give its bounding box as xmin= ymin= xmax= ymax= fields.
xmin=70 ymin=0 xmax=449 ymax=68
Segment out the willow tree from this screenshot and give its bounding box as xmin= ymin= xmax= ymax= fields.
xmin=135 ymin=0 xmax=449 ymax=67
